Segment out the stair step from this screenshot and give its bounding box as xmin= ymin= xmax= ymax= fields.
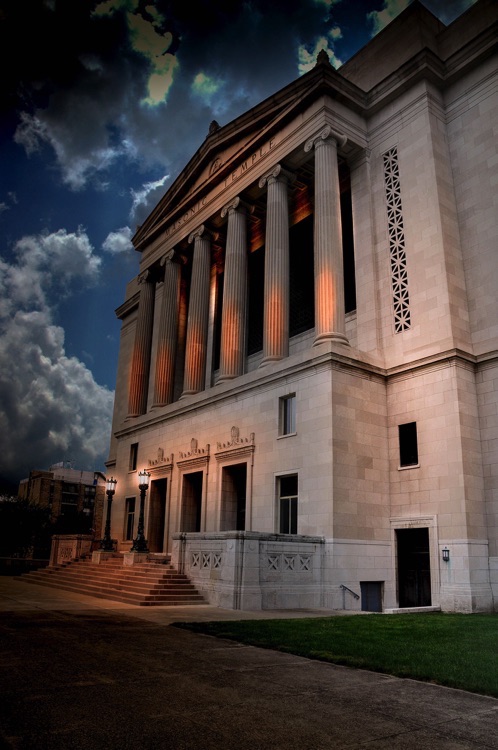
xmin=21 ymin=556 xmax=205 ymax=607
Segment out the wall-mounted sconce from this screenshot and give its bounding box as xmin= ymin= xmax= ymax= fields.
xmin=442 ymin=547 xmax=450 ymax=562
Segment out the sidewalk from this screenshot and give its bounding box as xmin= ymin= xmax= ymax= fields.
xmin=1 ymin=576 xmax=497 ymax=749
xmin=0 ymin=574 xmax=356 ymax=623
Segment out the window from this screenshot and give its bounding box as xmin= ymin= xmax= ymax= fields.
xmin=129 ymin=442 xmax=138 ymax=471
xmin=125 ymin=497 xmax=136 ymax=540
xmin=398 ymin=422 xmax=418 ymax=467
xmin=279 ymin=474 xmax=298 ymax=534
xmin=279 ymin=394 xmax=296 ymax=436
xmin=61 ymin=483 xmax=79 ymax=517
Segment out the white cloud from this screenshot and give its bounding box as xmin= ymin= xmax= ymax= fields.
xmin=14 ymin=111 xmax=135 ymax=190
xmin=103 ymin=226 xmax=134 ymax=254
xmin=130 ymin=174 xmax=169 ymax=224
xmin=192 ymin=72 xmax=224 ymax=103
xmin=298 ymin=30 xmax=343 ymax=75
xmin=0 ymin=229 xmax=113 ymax=482
xmin=367 ymin=0 xmax=410 ymax=35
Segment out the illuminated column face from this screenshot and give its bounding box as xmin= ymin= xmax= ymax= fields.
xmin=127 ymin=269 xmax=156 ymax=417
xmin=219 ymin=197 xmax=249 ymax=381
xmin=153 ymin=250 xmax=182 ymax=406
xmin=259 ymin=164 xmax=292 ymax=365
xmin=305 ymin=126 xmax=349 ymax=346
xmin=182 ymin=225 xmax=212 ymax=396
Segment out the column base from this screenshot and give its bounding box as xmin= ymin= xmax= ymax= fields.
xmin=313 ymin=332 xmax=349 ymax=347
xmin=179 ymin=389 xmax=201 ymax=399
xmin=259 ymin=354 xmax=285 ymax=368
xmin=217 ymin=373 xmax=240 ymax=383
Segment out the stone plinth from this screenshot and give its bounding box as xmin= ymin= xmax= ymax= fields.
xmin=123 ymin=551 xmax=149 ymax=566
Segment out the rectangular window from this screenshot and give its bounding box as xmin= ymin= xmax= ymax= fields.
xmin=129 ymin=443 xmax=138 ymax=471
xmin=398 ymin=422 xmax=418 ymax=467
xmin=125 ymin=497 xmax=136 ymax=540
xmin=279 ymin=394 xmax=296 ymax=436
xmin=279 ymin=474 xmax=298 ymax=534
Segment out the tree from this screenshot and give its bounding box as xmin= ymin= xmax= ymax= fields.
xmin=0 ymin=496 xmax=53 ymax=558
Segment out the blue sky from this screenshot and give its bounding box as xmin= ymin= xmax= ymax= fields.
xmin=0 ymin=0 xmax=475 ymax=486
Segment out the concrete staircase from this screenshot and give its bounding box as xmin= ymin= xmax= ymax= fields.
xmin=19 ymin=555 xmax=206 ymax=607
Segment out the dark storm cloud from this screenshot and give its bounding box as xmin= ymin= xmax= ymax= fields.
xmin=3 ymin=0 xmax=337 ymax=189
xmin=0 ymin=229 xmax=113 ymax=482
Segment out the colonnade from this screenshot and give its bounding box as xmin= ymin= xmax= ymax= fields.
xmin=127 ymin=126 xmax=349 ymax=417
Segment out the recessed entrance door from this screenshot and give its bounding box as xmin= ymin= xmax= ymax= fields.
xmin=220 ymin=463 xmax=247 ymax=531
xmin=181 ymin=471 xmax=203 ymax=532
xmin=148 ymin=479 xmax=167 ymax=553
xmin=396 ymin=527 xmax=431 ymax=608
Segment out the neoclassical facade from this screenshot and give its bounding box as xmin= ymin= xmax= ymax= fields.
xmin=106 ymin=0 xmax=498 ymax=612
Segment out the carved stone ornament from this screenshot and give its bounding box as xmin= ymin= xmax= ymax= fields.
xmin=304 ymin=125 xmax=347 ymax=153
xmin=148 ymin=447 xmax=173 ymax=468
xmin=258 ymin=163 xmax=295 ymax=189
xmin=178 ymin=438 xmax=210 ymax=460
xmin=216 ymin=427 xmax=255 ymax=453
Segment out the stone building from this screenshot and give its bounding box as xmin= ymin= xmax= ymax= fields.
xmin=105 ymin=0 xmax=498 ymax=612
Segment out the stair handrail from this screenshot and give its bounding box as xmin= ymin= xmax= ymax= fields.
xmin=340 ymin=583 xmax=360 ymax=610
xmin=340 ymin=584 xmax=360 ymax=599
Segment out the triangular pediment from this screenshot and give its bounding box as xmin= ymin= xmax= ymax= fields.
xmin=133 ymin=58 xmax=364 ymax=251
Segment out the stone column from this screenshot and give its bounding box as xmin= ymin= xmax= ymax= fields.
xmin=128 ymin=269 xmax=156 ymax=417
xmin=153 ymin=250 xmax=182 ymax=406
xmin=258 ymin=164 xmax=293 ymax=365
xmin=304 ymin=126 xmax=349 ymax=346
xmin=218 ymin=197 xmax=249 ymax=381
xmin=182 ymin=225 xmax=212 ymax=396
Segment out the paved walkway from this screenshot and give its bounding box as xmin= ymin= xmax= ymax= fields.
xmin=0 ymin=576 xmax=497 ymax=749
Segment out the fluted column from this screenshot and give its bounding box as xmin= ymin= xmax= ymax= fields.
xmin=259 ymin=164 xmax=293 ymax=365
xmin=153 ymin=249 xmax=182 ymax=406
xmin=304 ymin=126 xmax=349 ymax=346
xmin=182 ymin=225 xmax=212 ymax=396
xmin=218 ymin=197 xmax=249 ymax=381
xmin=128 ymin=269 xmax=156 ymax=417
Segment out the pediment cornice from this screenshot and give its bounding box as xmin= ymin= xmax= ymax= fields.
xmin=132 ymin=62 xmax=365 ymax=251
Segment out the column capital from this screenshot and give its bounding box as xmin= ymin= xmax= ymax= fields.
xmin=137 ymin=267 xmax=157 ymax=285
xmin=159 ymin=248 xmax=184 ymax=268
xmin=258 ymin=163 xmax=295 ymax=190
xmin=304 ymin=125 xmax=347 ymax=154
xmin=221 ymin=196 xmax=253 ymax=219
xmin=188 ymin=224 xmax=217 ymax=245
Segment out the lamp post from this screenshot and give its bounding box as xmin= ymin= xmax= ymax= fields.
xmin=100 ymin=477 xmax=117 ymax=551
xmin=131 ymin=469 xmax=150 ymax=553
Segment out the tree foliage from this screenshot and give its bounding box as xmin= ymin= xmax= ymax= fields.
xmin=0 ymin=496 xmax=54 ymax=557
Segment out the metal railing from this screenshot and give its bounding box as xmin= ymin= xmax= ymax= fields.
xmin=340 ymin=584 xmax=360 ymax=609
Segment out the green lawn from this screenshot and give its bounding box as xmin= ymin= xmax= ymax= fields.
xmin=177 ymin=613 xmax=498 ymax=698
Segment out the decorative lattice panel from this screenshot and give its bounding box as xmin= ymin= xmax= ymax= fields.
xmin=383 ymin=147 xmax=411 ymax=332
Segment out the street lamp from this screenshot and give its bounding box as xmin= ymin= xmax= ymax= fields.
xmin=100 ymin=477 xmax=117 ymax=551
xmin=131 ymin=469 xmax=151 ymax=553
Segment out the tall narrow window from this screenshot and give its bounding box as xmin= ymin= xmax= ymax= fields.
xmin=129 ymin=443 xmax=138 ymax=471
xmin=125 ymin=497 xmax=136 ymax=540
xmin=279 ymin=394 xmax=296 ymax=436
xmin=398 ymin=422 xmax=418 ymax=467
xmin=279 ymin=474 xmax=298 ymax=534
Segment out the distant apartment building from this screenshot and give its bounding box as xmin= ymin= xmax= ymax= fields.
xmin=19 ymin=465 xmax=106 ymax=535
